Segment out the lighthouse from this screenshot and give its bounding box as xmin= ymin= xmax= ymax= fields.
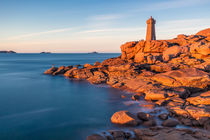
xmin=146 ymin=16 xmax=156 ymax=41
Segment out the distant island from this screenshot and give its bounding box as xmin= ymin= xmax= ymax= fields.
xmin=88 ymin=51 xmax=98 ymax=54
xmin=40 ymin=52 xmax=51 ymax=54
xmin=0 ymin=50 xmax=16 ymax=53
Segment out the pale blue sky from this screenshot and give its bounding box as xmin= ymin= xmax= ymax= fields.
xmin=0 ymin=0 xmax=210 ymax=53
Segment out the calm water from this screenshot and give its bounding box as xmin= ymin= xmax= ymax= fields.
xmin=0 ymin=53 xmax=136 ymax=140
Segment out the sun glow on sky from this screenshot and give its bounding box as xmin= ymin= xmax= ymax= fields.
xmin=0 ymin=0 xmax=210 ymax=53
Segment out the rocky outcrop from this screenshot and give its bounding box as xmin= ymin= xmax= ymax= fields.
xmin=111 ymin=111 xmax=140 ymax=126
xmin=87 ymin=127 xmax=210 ymax=140
xmin=44 ymin=28 xmax=210 ymax=137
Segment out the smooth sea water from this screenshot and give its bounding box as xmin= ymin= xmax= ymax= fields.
xmin=0 ymin=53 xmax=135 ymax=140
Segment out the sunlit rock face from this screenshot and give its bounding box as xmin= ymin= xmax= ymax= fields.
xmin=45 ymin=28 xmax=210 ymax=133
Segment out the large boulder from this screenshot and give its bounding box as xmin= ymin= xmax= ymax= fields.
xmin=111 ymin=111 xmax=140 ymax=126
xmin=163 ymin=45 xmax=189 ymax=61
xmin=162 ymin=119 xmax=179 ymax=127
xmin=134 ymin=52 xmax=146 ymax=63
xmin=120 ymin=41 xmax=138 ymax=59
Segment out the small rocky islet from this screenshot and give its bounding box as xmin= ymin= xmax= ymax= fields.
xmin=44 ymin=26 xmax=210 ymax=139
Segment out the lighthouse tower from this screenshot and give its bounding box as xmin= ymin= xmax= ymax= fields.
xmin=146 ymin=16 xmax=156 ymax=41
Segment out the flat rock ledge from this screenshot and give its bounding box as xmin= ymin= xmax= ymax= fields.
xmin=87 ymin=127 xmax=210 ymax=140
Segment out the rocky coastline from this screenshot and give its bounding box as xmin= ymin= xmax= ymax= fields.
xmin=44 ymin=28 xmax=210 ymax=140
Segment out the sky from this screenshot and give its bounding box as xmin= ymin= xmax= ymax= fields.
xmin=0 ymin=0 xmax=210 ymax=53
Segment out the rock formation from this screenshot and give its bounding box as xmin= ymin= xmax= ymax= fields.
xmin=44 ymin=27 xmax=210 ymax=139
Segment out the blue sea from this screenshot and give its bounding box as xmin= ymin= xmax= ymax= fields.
xmin=0 ymin=53 xmax=137 ymax=140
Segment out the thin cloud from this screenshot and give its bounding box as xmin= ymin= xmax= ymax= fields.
xmin=88 ymin=14 xmax=124 ymax=21
xmin=139 ymin=0 xmax=209 ymax=11
xmin=79 ymin=27 xmax=145 ymax=34
xmin=7 ymin=28 xmax=73 ymax=40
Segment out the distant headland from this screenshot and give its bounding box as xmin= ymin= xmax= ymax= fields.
xmin=40 ymin=52 xmax=51 ymax=54
xmin=0 ymin=50 xmax=16 ymax=53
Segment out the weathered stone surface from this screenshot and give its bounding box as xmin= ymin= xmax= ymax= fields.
xmin=185 ymin=106 xmax=210 ymax=120
xmin=134 ymin=52 xmax=145 ymax=63
xmin=87 ymin=71 xmax=107 ymax=84
xmin=111 ymin=111 xmax=140 ymax=126
xmin=168 ymin=106 xmax=190 ymax=118
xmin=108 ymin=63 xmax=134 ymax=72
xmin=153 ymin=68 xmax=209 ymax=88
xmin=187 ymin=92 xmax=210 ymax=105
xmin=121 ymin=41 xmax=138 ymax=60
xmin=150 ymin=63 xmax=176 ymax=72
xmin=163 ymin=45 xmax=189 ymax=61
xmin=190 ymin=41 xmax=210 ymax=56
xmin=144 ymin=40 xmax=170 ymax=53
xmin=144 ymin=89 xmax=168 ymax=100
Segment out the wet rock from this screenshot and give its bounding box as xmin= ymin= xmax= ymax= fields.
xmin=137 ymin=112 xmax=151 ymax=121
xmin=158 ymin=113 xmax=169 ymax=120
xmin=131 ymin=94 xmax=141 ymax=101
xmin=108 ymin=130 xmax=125 ymax=139
xmin=111 ymin=111 xmax=140 ymax=126
xmin=179 ymin=118 xmax=192 ymax=126
xmin=44 ymin=67 xmax=58 ymax=75
xmin=86 ymin=134 xmax=106 ymax=140
xmin=143 ymin=119 xmax=157 ymax=127
xmin=64 ymin=67 xmax=78 ymax=77
xmin=155 ymin=99 xmax=168 ymax=106
xmin=53 ymin=66 xmax=66 ymax=75
xmin=162 ymin=119 xmax=179 ymax=127
xmin=139 ymin=103 xmax=156 ymax=109
xmin=168 ymin=106 xmax=190 ymax=118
